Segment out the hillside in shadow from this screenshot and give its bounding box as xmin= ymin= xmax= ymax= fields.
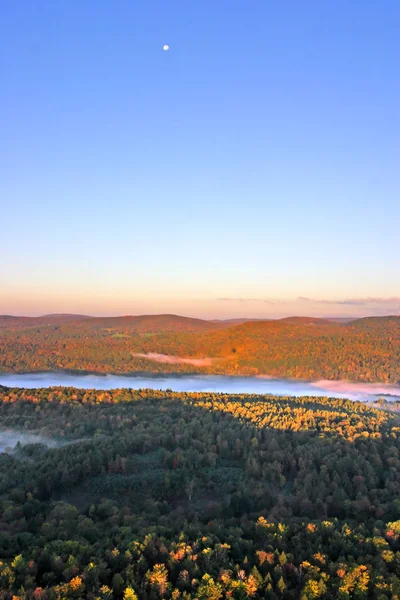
xmin=1 ymin=386 xmax=400 ymax=597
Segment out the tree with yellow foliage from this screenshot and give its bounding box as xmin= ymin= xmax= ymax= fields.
xmin=146 ymin=564 xmax=170 ymax=598
xmin=123 ymin=587 xmax=138 ymax=600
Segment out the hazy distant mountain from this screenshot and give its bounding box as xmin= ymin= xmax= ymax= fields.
xmin=325 ymin=317 xmax=357 ymax=323
xmin=211 ymin=318 xmax=269 ymax=325
xmin=213 ymin=316 xmax=355 ymax=325
xmin=0 ymin=314 xmax=91 ymax=328
xmin=275 ymin=316 xmax=335 ymax=325
xmin=351 ymin=315 xmax=400 ymax=328
xmin=0 ymin=313 xmax=362 ymax=330
xmin=82 ymin=314 xmax=230 ymax=332
xmin=0 ymin=313 xmax=225 ymax=333
xmin=41 ymin=313 xmax=93 ymax=320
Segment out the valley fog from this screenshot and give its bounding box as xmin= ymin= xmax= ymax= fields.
xmin=1 ymin=372 xmax=400 ymax=402
xmin=0 ymin=430 xmax=64 ymax=453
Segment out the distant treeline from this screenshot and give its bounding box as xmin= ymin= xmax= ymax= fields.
xmin=1 ymin=314 xmax=400 ymax=382
xmin=1 ymin=386 xmax=400 ymax=597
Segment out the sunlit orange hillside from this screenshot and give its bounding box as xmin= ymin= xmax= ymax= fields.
xmin=1 ymin=314 xmax=400 ymax=383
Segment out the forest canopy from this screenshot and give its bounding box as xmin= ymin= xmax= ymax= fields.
xmin=1 ymin=315 xmax=400 ymax=383
xmin=1 ymin=386 xmax=400 ymax=598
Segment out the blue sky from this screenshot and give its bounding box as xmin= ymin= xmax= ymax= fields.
xmin=1 ymin=1 xmax=399 ymax=318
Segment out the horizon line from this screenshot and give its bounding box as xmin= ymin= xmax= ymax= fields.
xmin=2 ymin=311 xmax=398 ymax=322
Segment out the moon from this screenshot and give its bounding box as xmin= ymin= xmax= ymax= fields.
xmin=163 ymin=44 xmax=169 ymax=51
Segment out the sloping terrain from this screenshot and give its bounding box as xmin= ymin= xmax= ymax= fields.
xmin=1 ymin=386 xmax=400 ymax=597
xmin=0 ymin=315 xmax=399 ymax=382
xmin=0 ymin=314 xmax=91 ymax=329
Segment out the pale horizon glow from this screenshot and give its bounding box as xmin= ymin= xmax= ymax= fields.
xmin=1 ymin=293 xmax=400 ymax=320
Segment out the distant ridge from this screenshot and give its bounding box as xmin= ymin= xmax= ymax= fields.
xmin=41 ymin=313 xmax=93 ymax=319
xmin=325 ymin=317 xmax=357 ymax=323
xmin=0 ymin=314 xmax=91 ymax=329
xmin=211 ymin=318 xmax=270 ymax=325
xmin=0 ymin=313 xmax=383 ymax=329
xmin=0 ymin=313 xmax=225 ymax=333
xmin=276 ymin=316 xmax=336 ymax=325
xmin=351 ymin=315 xmax=400 ymax=326
xmin=63 ymin=313 xmax=226 ymax=333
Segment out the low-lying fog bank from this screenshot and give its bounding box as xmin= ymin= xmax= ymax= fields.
xmin=1 ymin=372 xmax=400 ymax=402
xmin=0 ymin=430 xmax=62 ymax=453
xmin=131 ymin=353 xmax=215 ymax=366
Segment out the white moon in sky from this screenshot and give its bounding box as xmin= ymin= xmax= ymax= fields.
xmin=163 ymin=44 xmax=169 ymax=51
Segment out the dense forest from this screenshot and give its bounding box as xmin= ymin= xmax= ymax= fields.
xmin=1 ymin=315 xmax=400 ymax=383
xmin=2 ymin=386 xmax=400 ymax=598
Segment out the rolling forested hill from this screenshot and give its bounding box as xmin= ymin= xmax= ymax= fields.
xmin=0 ymin=315 xmax=400 ymax=383
xmin=0 ymin=314 xmax=224 ymax=333
xmin=0 ymin=314 xmax=91 ymax=329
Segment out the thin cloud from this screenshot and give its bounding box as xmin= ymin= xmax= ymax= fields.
xmin=217 ymin=298 xmax=275 ymax=304
xmin=298 ymin=296 xmax=400 ymax=308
